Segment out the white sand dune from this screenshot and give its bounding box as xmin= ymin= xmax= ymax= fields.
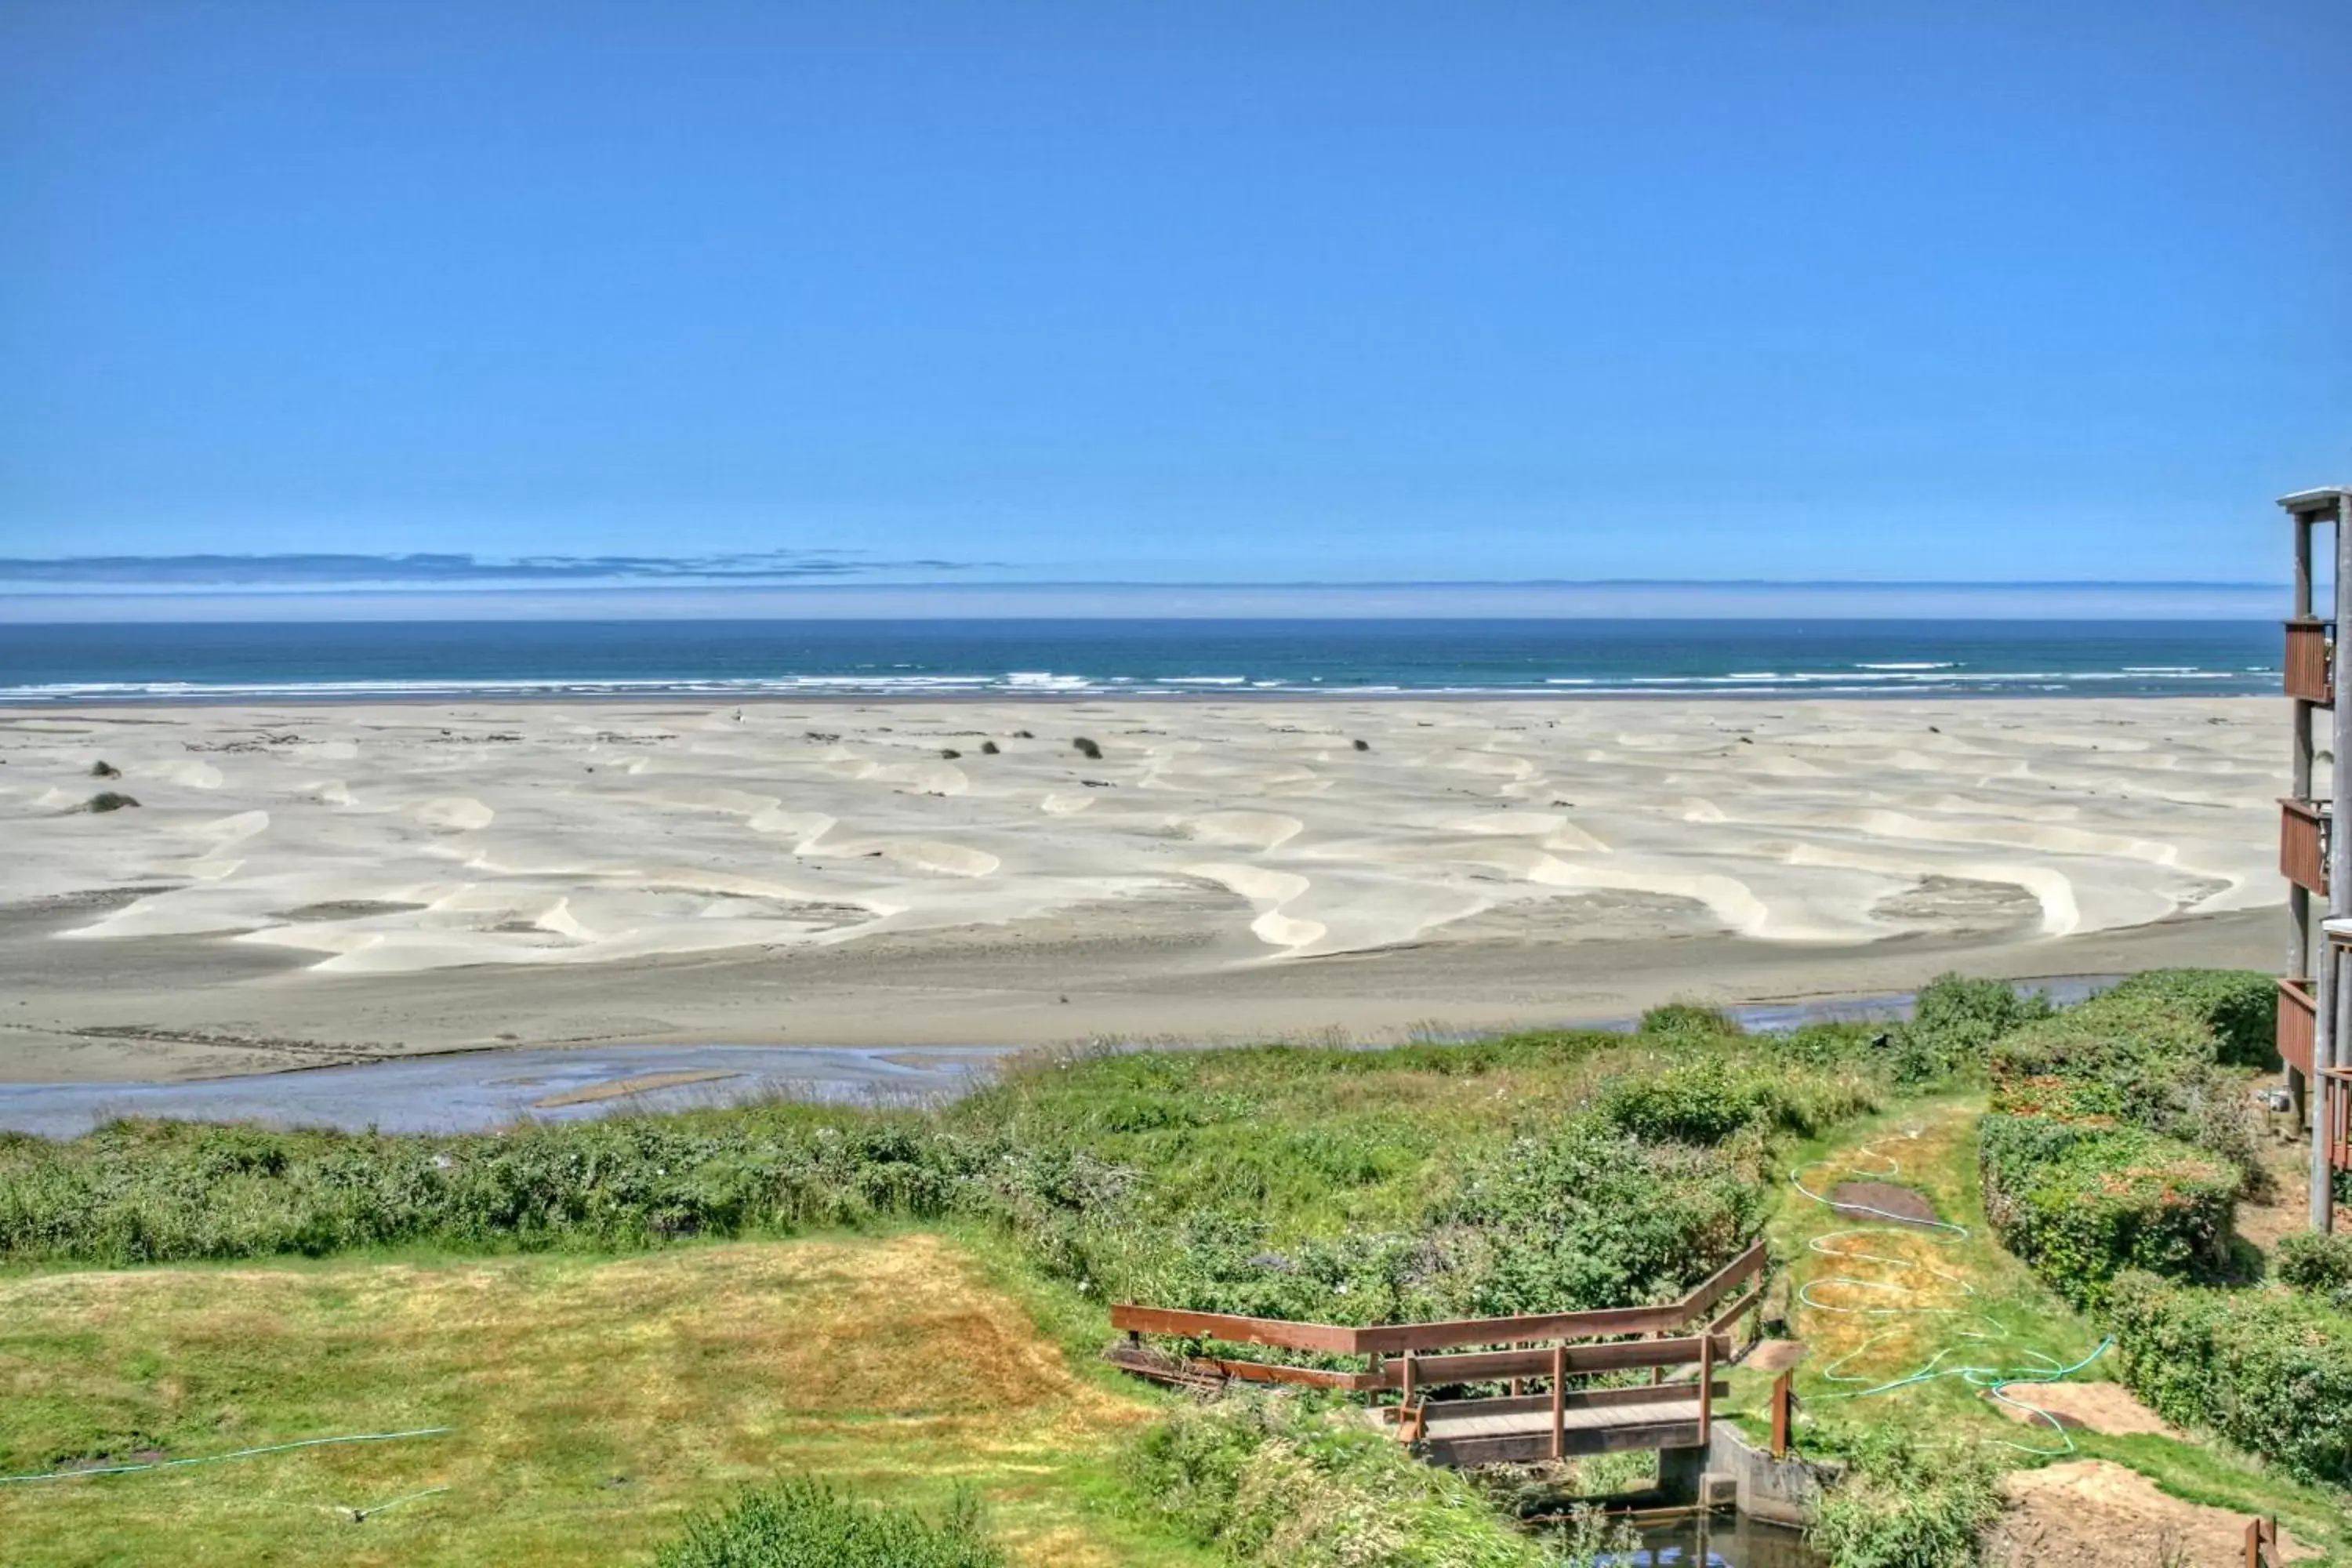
xmin=0 ymin=696 xmax=2286 ymax=994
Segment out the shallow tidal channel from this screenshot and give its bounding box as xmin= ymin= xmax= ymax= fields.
xmin=0 ymin=976 xmax=2118 ymax=1138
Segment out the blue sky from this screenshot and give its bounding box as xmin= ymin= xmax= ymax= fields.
xmin=2 ymin=1 xmax=2346 ymax=613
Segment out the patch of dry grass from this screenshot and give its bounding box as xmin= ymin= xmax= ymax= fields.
xmin=0 ymin=1236 xmax=1199 ymax=1568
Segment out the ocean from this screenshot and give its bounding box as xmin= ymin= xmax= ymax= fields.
xmin=0 ymin=618 xmax=2280 ymax=702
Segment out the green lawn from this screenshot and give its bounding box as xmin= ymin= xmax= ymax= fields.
xmin=0 ymin=1234 xmax=1214 ymax=1568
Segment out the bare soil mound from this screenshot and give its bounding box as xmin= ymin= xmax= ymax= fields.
xmin=1985 ymin=1460 xmax=2316 ymax=1567
xmin=1984 ymin=1379 xmax=2177 ymax=1437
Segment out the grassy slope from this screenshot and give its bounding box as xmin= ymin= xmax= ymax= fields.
xmin=0 ymin=1233 xmax=1214 ymax=1568
xmin=1739 ymin=1099 xmax=2351 ymax=1558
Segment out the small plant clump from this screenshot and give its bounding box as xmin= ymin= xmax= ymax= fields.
xmin=85 ymin=791 xmax=140 ymax=813
xmin=939 ymin=749 xmax=962 ymax=760
xmin=1636 ymin=1002 xmax=1744 ymax=1040
xmin=1122 ymin=1394 xmax=1559 ymax=1568
xmin=654 ymin=1478 xmax=1002 ymax=1568
xmin=1352 ymin=738 xmax=1370 ymax=752
xmin=979 ymin=740 xmax=1000 ymax=755
xmin=89 ymin=760 xmax=120 ymax=779
xmin=1072 ymin=737 xmax=1102 ymax=760
xmin=1807 ymin=1427 xmax=2002 ymax=1568
xmin=1011 ymin=730 xmax=1034 ymax=739
xmin=2277 ymin=1230 xmax=2352 ymax=1305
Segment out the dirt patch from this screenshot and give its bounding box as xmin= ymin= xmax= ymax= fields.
xmin=1984 ymin=1380 xmax=2177 ymax=1438
xmin=1825 ymin=1180 xmax=1941 ymax=1227
xmin=1985 ymin=1459 xmax=2318 ymax=1566
xmin=1744 ymin=1340 xmax=1807 ymax=1374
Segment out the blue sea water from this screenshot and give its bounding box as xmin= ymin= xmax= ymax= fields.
xmin=0 ymin=618 xmax=2279 ymax=702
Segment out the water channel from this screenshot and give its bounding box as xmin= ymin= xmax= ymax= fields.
xmin=0 ymin=976 xmax=2119 ymax=1138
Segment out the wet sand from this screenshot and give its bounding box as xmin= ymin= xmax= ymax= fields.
xmin=0 ymin=696 xmax=2287 ymax=1084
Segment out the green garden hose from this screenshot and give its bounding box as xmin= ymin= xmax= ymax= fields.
xmin=1790 ymin=1132 xmax=2109 ymax=1455
xmin=0 ymin=1426 xmax=454 ymax=1486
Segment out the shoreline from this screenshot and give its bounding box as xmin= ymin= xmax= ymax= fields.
xmin=0 ymin=688 xmax=2279 ymax=710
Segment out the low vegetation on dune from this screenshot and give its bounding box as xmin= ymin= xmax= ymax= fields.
xmin=3 ymin=968 xmax=2346 ymax=1566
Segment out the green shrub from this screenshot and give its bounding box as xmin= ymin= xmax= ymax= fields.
xmin=2100 ymin=967 xmax=2278 ymax=1069
xmin=1977 ymin=1115 xmax=2236 ymax=1308
xmin=2108 ymin=1271 xmax=2352 ymax=1486
xmin=654 ymin=1478 xmax=1001 ymax=1568
xmin=1991 ymin=980 xmax=2259 ymax=1171
xmin=2276 ymin=1231 xmax=2352 ymax=1306
xmin=85 ymin=791 xmax=139 ymax=812
xmin=1072 ymin=737 xmax=1102 ymax=760
xmin=1807 ymin=1426 xmax=2001 ymax=1568
xmin=1636 ymin=1003 xmax=1743 ymax=1040
xmin=1889 ymin=972 xmax=2053 ymax=1086
xmin=1599 ymin=1060 xmax=1875 ymax=1145
xmin=1446 ymin=1120 xmax=1763 ymax=1316
xmin=1122 ymin=1394 xmax=1551 ymax=1567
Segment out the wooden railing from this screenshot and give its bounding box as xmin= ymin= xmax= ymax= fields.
xmin=2279 ymin=977 xmax=2317 ymax=1080
xmin=2281 ymin=797 xmax=2330 ymax=897
xmin=1109 ymin=1241 xmax=1769 ymax=1454
xmin=2246 ymin=1515 xmax=2283 ymax=1567
xmin=2327 ymin=1069 xmax=2352 ymax=1174
xmin=2285 ymin=619 xmax=2334 ymax=705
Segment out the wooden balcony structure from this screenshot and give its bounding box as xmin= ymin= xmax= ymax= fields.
xmin=2281 ymin=797 xmax=2330 ymax=897
xmin=2327 ymin=1068 xmax=2352 ymax=1175
xmin=1107 ymin=1242 xmax=1767 ymax=1468
xmin=2279 ymin=977 xmax=2317 ymax=1080
xmin=2285 ymin=619 xmax=2335 ymax=706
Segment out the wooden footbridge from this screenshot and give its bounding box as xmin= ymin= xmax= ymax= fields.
xmin=1109 ymin=1241 xmax=1768 ymax=1467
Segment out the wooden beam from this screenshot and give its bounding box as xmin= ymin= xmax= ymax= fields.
xmin=1378 ymin=1333 xmax=1728 ymax=1388
xmin=1770 ymin=1370 xmax=1792 ymax=1460
xmin=1109 ymin=1304 xmax=1363 ymax=1355
xmin=1549 ymin=1344 xmax=1566 ymax=1461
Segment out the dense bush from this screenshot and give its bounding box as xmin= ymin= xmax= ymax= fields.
xmin=1889 ymin=972 xmax=2052 ymax=1087
xmin=2107 ymin=1270 xmax=2352 ymax=1486
xmin=1444 ymin=1120 xmax=1763 ymax=1316
xmin=2275 ymin=1231 xmax=2352 ymax=1307
xmin=1599 ymin=1058 xmax=1875 ymax=1145
xmin=1121 ymin=1394 xmax=1557 ymax=1568
xmin=2098 ymin=967 xmax=2278 ymax=1069
xmin=1807 ymin=1426 xmax=2002 ymax=1568
xmin=0 ymin=1113 xmax=1118 ymax=1268
xmin=654 ymin=1479 xmax=1001 ymax=1568
xmin=1990 ymin=979 xmax=2259 ymax=1172
xmin=1977 ymin=1114 xmax=2236 ymax=1308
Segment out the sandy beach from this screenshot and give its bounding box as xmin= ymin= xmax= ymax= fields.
xmin=0 ymin=695 xmax=2286 ymax=1083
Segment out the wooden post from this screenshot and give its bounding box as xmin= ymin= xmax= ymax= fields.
xmin=1701 ymin=1337 xmax=1717 ymax=1427
xmin=1769 ymin=1370 xmax=1792 ymax=1459
xmin=2247 ymin=1515 xmax=2278 ymax=1567
xmin=1549 ymin=1343 xmax=1566 ymax=1461
xmin=1399 ymin=1353 xmax=1416 ymax=1443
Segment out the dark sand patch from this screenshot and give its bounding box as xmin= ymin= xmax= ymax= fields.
xmin=1869 ymin=876 xmax=2042 ymax=935
xmin=275 ymin=900 xmax=428 ymax=922
xmin=1826 ymin=1180 xmax=1942 ymax=1227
